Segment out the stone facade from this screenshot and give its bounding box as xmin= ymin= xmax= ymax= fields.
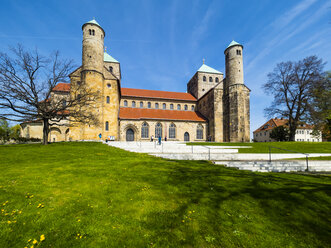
xmin=21 ymin=20 xmax=250 ymax=143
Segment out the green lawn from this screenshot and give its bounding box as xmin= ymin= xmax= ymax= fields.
xmin=1 ymin=142 xmax=331 ymax=247
xmin=187 ymin=141 xmax=331 ymax=153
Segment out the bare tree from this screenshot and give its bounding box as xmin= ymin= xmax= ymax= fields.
xmin=0 ymin=45 xmax=99 ymax=145
xmin=263 ymin=56 xmax=324 ymax=141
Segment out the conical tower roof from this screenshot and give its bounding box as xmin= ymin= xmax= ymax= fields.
xmin=197 ymin=64 xmax=222 ymax=74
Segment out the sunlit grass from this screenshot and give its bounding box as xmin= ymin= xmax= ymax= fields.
xmin=0 ymin=142 xmax=331 ymax=247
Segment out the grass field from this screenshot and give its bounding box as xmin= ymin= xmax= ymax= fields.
xmin=1 ymin=142 xmax=331 ymax=247
xmin=187 ymin=141 xmax=331 ymax=154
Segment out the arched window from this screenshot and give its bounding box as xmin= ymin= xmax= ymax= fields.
xmin=89 ymin=29 xmax=92 ymax=35
xmin=203 ymin=76 xmax=206 ymax=81
xmin=92 ymin=30 xmax=95 ymax=36
xmin=140 ymin=102 xmax=143 ymax=108
xmin=184 ymin=105 xmax=188 ymax=111
xmin=170 ymin=104 xmax=174 ymax=110
xmin=169 ymin=123 xmax=176 ymax=139
xmin=155 ymin=123 xmax=162 ymax=138
xmin=215 ymin=77 xmax=219 ymax=83
xmin=124 ymin=100 xmax=128 ymax=107
xmin=132 ymin=101 xmax=136 ymax=107
xmin=209 ymin=77 xmax=213 ymax=82
xmin=196 ymin=124 xmax=203 ymax=139
xmin=106 ymin=96 xmax=110 ymax=104
xmin=177 ymin=104 xmax=181 ymax=110
xmin=191 ymin=105 xmax=195 ymax=111
xmin=141 ymin=122 xmax=149 ymax=138
xmin=148 ymin=102 xmax=151 ymax=108
xmin=155 ymin=103 xmax=159 ymax=109
xmin=109 ymin=66 xmax=113 ymax=73
xmin=105 ymin=121 xmax=109 ymax=131
xmin=163 ymin=103 xmax=166 ymax=109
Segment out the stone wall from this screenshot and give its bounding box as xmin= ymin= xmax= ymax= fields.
xmin=187 ymin=72 xmax=223 ymax=99
xmin=119 ymin=119 xmax=207 ymax=142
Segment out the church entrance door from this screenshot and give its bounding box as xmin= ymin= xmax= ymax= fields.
xmin=126 ymin=128 xmax=134 ymax=141
xmin=184 ymin=132 xmax=190 ymax=142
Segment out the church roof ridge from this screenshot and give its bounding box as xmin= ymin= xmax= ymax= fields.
xmin=197 ymin=64 xmax=222 ymax=74
xmin=104 ymin=52 xmax=119 ymax=63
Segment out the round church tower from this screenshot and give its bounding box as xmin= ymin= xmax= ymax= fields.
xmin=224 ymin=40 xmax=244 ymax=86
xmin=82 ymin=19 xmax=105 ymax=72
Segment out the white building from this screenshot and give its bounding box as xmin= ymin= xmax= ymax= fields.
xmin=253 ymin=118 xmax=322 ymax=142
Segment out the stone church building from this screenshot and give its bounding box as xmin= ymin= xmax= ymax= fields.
xmin=21 ymin=19 xmax=250 ymax=142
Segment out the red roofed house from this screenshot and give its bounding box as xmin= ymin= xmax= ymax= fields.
xmin=21 ymin=19 xmax=250 ymax=142
xmin=253 ymin=118 xmax=322 ymax=142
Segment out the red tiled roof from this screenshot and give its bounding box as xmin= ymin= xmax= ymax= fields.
xmin=121 ymin=88 xmax=197 ymax=101
xmin=254 ymin=118 xmax=314 ymax=133
xmin=53 ymin=83 xmax=70 ymax=92
xmin=119 ymin=107 xmax=206 ymax=122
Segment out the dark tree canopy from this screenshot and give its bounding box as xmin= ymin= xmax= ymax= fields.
xmin=263 ymin=56 xmax=325 ymax=141
xmin=270 ymin=126 xmax=289 ymax=141
xmin=0 ymin=45 xmax=99 ymax=145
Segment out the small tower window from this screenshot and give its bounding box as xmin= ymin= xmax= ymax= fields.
xmin=107 ymin=83 xmax=111 ymax=88
xmin=203 ymin=76 xmax=206 ymax=82
xmin=163 ymin=103 xmax=166 ymax=109
xmin=184 ymin=105 xmax=188 ymax=110
xmin=109 ymin=66 xmax=113 ymax=73
xmin=105 ymin=121 xmax=109 ymax=131
xmin=155 ymin=103 xmax=159 ymax=109
xmin=148 ymin=102 xmax=151 ymax=108
xmin=132 ymin=101 xmax=136 ymax=107
xmin=215 ymin=77 xmax=219 ymax=83
xmin=209 ymin=77 xmax=213 ymax=82
xmin=92 ymin=30 xmax=95 ymax=36
xmin=124 ymin=100 xmax=128 ymax=107
xmin=236 ymin=49 xmax=241 ymax=55
xmin=89 ymin=29 xmax=92 ymax=35
xmin=170 ymin=104 xmax=174 ymax=110
xmin=106 ymin=96 xmax=110 ymax=104
xmin=140 ymin=102 xmax=143 ymax=108
xmin=177 ymin=104 xmax=181 ymax=110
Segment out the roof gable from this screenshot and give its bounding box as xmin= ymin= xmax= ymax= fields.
xmin=104 ymin=52 xmax=119 ymax=63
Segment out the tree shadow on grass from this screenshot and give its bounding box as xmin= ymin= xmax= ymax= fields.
xmin=138 ymin=160 xmax=331 ymax=247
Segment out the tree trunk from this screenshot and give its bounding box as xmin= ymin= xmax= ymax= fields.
xmin=42 ymin=119 xmax=49 ymax=145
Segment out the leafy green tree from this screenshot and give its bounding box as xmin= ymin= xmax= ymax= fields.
xmin=10 ymin=124 xmax=21 ymax=140
xmin=0 ymin=118 xmax=10 ymax=142
xmin=270 ymin=126 xmax=290 ymax=141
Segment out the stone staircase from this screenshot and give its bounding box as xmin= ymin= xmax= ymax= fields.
xmin=214 ymin=160 xmax=331 ymax=173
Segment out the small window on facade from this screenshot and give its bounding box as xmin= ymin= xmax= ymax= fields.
xmin=107 ymin=83 xmax=111 ymax=88
xmin=177 ymin=104 xmax=181 ymax=110
xmin=141 ymin=122 xmax=149 ymax=138
xmin=196 ymin=124 xmax=203 ymax=139
xmin=191 ymin=105 xmax=194 ymax=111
xmin=163 ymin=103 xmax=166 ymax=109
xmin=132 ymin=101 xmax=136 ymax=107
xmin=215 ymin=77 xmax=219 ymax=83
xmin=170 ymin=104 xmax=174 ymax=110
xmin=236 ymin=49 xmax=241 ymax=55
xmin=140 ymin=102 xmax=143 ymax=108
xmin=148 ymin=102 xmax=151 ymax=108
xmin=155 ymin=103 xmax=159 ymax=109
xmin=89 ymin=29 xmax=92 ymax=35
xmin=169 ymin=123 xmax=176 ymax=139
xmin=105 ymin=121 xmax=109 ymax=131
xmin=124 ymin=100 xmax=128 ymax=107
xmin=106 ymin=96 xmax=110 ymax=104
xmin=209 ymin=77 xmax=213 ymax=82
xmin=109 ymin=66 xmax=113 ymax=73
xmin=155 ymin=123 xmax=162 ymax=138
xmin=203 ymin=76 xmax=206 ymax=82
xmin=184 ymin=105 xmax=188 ymax=110
xmin=92 ymin=30 xmax=95 ymax=36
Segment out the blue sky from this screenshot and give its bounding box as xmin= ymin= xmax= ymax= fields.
xmin=0 ymin=0 xmax=330 ymax=136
